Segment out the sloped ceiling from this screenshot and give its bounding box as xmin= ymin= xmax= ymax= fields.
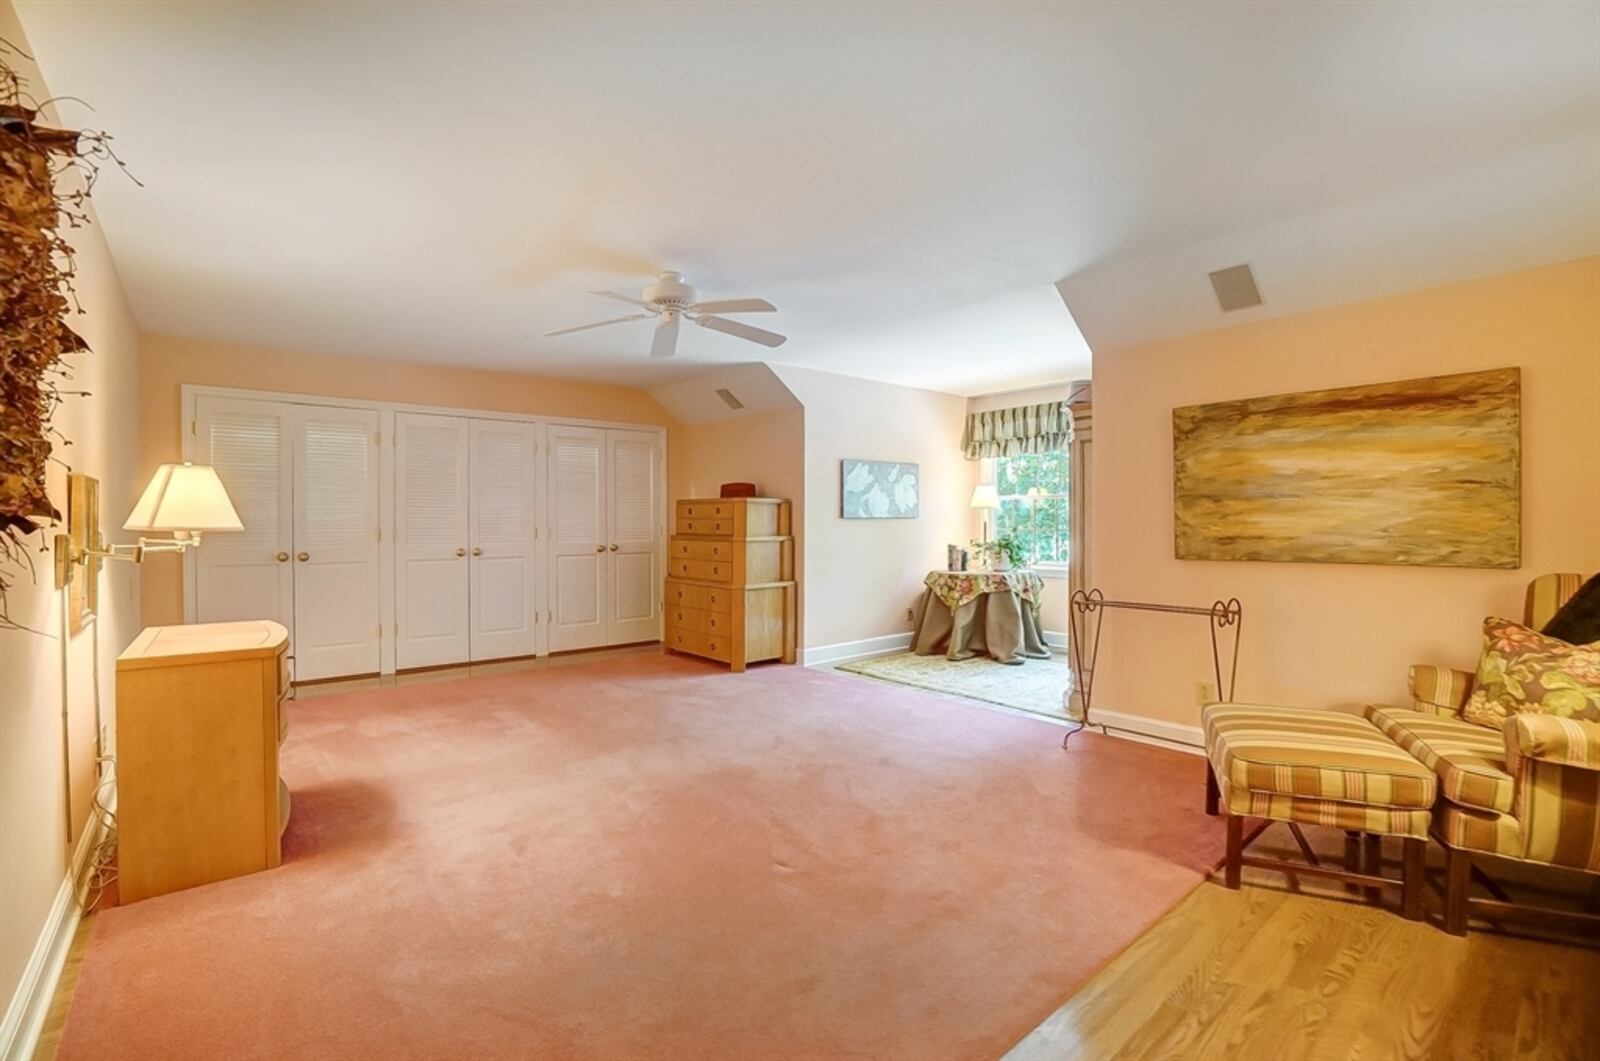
xmin=14 ymin=1 xmax=1597 ymax=392
xmin=648 ymin=363 xmax=800 ymax=426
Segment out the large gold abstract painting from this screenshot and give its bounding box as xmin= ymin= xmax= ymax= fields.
xmin=1173 ymin=368 xmax=1520 ymax=568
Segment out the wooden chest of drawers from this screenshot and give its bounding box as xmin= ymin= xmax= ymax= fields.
xmin=116 ymin=620 xmax=291 ymax=902
xmin=664 ymin=497 xmax=796 ymax=671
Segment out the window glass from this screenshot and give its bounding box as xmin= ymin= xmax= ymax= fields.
xmin=994 ymin=450 xmax=1068 ymax=566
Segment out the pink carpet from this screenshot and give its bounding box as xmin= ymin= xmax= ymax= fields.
xmin=61 ymin=653 xmax=1223 ymax=1060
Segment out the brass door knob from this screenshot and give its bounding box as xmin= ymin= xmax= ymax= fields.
xmin=595 ymin=545 xmax=605 ymax=552
xmin=297 ymin=551 xmax=310 ymax=562
xmin=455 ymin=547 xmax=466 ymax=557
xmin=472 ymin=546 xmax=483 ymax=557
xmin=276 ymin=551 xmax=289 ymax=562
xmin=609 ymin=544 xmax=619 ymax=552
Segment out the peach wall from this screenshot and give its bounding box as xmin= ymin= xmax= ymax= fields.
xmin=667 ymin=409 xmax=807 ymax=646
xmin=137 ymin=334 xmax=677 ymax=627
xmin=1092 ymin=257 xmax=1600 ymax=728
xmin=773 ymin=366 xmax=977 ymax=651
xmin=0 ymin=0 xmax=143 ymax=1013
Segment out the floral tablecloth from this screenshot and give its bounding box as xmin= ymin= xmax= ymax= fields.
xmin=923 ymin=570 xmax=1046 ymax=611
xmin=913 ymin=570 xmax=1050 ymax=664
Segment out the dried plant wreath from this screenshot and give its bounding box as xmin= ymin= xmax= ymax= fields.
xmin=0 ymin=39 xmax=130 ymax=628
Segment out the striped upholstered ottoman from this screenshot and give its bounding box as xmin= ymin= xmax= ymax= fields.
xmin=1202 ymin=703 xmax=1438 ymax=919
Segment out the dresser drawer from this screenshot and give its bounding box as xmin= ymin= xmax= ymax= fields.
xmin=670 ymin=557 xmax=732 ymax=583
xmin=677 ymin=500 xmax=735 ymax=523
xmin=671 ymin=537 xmax=733 ymax=562
xmin=677 ymin=516 xmax=734 ymax=538
xmin=665 ymin=580 xmax=733 ymax=614
xmin=666 ymin=605 xmax=707 ymax=633
xmin=666 ymin=626 xmax=731 ymax=662
xmin=666 ymin=605 xmax=733 ymax=637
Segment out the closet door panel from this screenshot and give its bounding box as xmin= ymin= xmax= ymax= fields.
xmin=606 ymin=429 xmax=661 ymax=645
xmin=547 ymin=425 xmax=607 ymax=652
xmin=193 ymin=397 xmax=295 ymax=631
xmin=469 ymin=420 xmax=535 ymax=661
xmin=396 ymin=413 xmax=471 ymax=669
xmin=291 ymin=406 xmax=382 ymax=680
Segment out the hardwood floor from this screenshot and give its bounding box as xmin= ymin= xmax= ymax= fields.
xmin=32 ymin=912 xmax=90 ymax=1061
xmin=1006 ymin=826 xmax=1600 ymax=1061
xmin=34 ymin=661 xmax=1599 ymax=1060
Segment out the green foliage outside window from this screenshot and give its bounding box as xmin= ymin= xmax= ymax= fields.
xmin=994 ymin=450 xmax=1069 ymax=566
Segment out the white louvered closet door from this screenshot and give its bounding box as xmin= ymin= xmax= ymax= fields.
xmin=606 ymin=429 xmax=661 ymax=645
xmin=468 ymin=420 xmax=536 ymax=661
xmin=291 ymin=405 xmax=382 ymax=680
xmin=395 ymin=413 xmax=471 ymax=669
xmin=192 ymin=396 xmax=295 ymax=631
xmin=547 ymin=425 xmax=608 ymax=652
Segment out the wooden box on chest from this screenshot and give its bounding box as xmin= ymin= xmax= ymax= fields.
xmin=664 ymin=497 xmax=797 ymax=671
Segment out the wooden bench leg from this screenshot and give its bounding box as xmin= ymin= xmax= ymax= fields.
xmin=1443 ymin=843 xmax=1471 ymax=935
xmin=1401 ymin=837 xmax=1425 ymax=922
xmin=1362 ymin=833 xmax=1383 ymax=904
xmin=1224 ymin=814 xmax=1243 ymax=889
xmin=1205 ymin=764 xmax=1219 ymax=817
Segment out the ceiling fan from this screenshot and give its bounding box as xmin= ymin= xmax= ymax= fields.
xmin=545 ymin=271 xmax=787 ymax=359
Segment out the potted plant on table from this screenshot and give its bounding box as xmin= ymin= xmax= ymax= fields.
xmin=970 ymin=533 xmax=1026 ymax=572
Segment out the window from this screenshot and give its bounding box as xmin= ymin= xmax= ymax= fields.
xmin=995 ymin=450 xmax=1068 ymax=568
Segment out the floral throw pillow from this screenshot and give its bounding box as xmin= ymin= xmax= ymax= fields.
xmin=1460 ymin=617 xmax=1600 ymax=729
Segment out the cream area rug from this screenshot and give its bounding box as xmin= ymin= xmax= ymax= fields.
xmin=839 ymin=650 xmax=1071 ymax=719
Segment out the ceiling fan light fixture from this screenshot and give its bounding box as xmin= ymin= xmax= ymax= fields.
xmin=547 ymin=270 xmax=787 ymax=358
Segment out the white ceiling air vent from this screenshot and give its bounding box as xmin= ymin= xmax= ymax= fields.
xmin=715 ymin=387 xmax=745 ymax=411
xmin=1208 ymin=263 xmax=1263 ymax=312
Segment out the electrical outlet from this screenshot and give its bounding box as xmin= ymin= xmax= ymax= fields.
xmin=1196 ymin=680 xmax=1216 ymax=705
xmin=905 ymin=606 xmax=915 ymax=623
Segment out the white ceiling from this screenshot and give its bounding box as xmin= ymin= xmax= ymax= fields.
xmin=16 ymin=2 xmax=1598 ymax=395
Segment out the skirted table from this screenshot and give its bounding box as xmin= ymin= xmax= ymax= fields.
xmin=911 ymin=570 xmax=1051 ymax=665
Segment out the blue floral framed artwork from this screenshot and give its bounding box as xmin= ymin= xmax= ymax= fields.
xmin=841 ymin=459 xmax=920 ymax=519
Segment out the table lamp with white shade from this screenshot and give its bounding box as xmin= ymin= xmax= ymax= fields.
xmin=970 ymin=483 xmax=999 ymax=542
xmin=55 ymin=462 xmax=242 ymax=584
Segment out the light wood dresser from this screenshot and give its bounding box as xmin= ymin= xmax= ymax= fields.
xmin=116 ymin=620 xmax=291 ymax=902
xmin=664 ymin=497 xmax=797 ymax=671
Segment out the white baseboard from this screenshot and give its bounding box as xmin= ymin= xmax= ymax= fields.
xmin=1043 ymin=629 xmax=1067 ymax=651
xmin=1087 ymin=708 xmax=1205 ymax=756
xmin=0 ymin=802 xmax=109 ymax=1061
xmin=804 ymin=632 xmax=913 ymax=667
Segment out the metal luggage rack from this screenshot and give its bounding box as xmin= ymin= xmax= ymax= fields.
xmin=1063 ymin=588 xmax=1242 ymax=749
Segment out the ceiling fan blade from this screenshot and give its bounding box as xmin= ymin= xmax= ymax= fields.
xmin=545 ymin=313 xmax=649 ymax=337
xmin=694 ymin=315 xmax=787 ymax=348
xmin=589 ymin=290 xmax=655 ymax=310
xmin=649 ymin=314 xmax=681 ymax=359
xmin=691 ymin=298 xmax=776 ymax=315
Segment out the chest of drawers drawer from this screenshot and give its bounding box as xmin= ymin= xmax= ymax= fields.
xmin=670 ymin=557 xmax=732 ymax=583
xmin=677 ymin=500 xmax=735 ymax=522
xmin=677 ymin=516 xmax=733 ymax=538
xmin=665 ymin=580 xmax=733 ymax=614
xmin=665 ymin=626 xmax=731 ymax=662
xmin=672 ymin=537 xmax=733 ymax=562
xmin=665 ymin=604 xmax=733 ymax=637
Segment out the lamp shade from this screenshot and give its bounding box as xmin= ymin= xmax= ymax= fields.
xmin=124 ymin=463 xmax=244 ymax=533
xmin=969 ymin=483 xmax=1000 ymax=510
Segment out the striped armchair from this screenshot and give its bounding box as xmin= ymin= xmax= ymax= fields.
xmin=1366 ymin=573 xmax=1599 ymax=935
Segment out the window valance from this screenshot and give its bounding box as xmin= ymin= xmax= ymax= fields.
xmin=961 ymin=401 xmax=1074 ymax=460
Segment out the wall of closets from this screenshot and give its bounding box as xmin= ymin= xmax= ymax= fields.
xmin=183 ymin=386 xmax=665 ymax=681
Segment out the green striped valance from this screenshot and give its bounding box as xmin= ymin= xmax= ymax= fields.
xmin=961 ymin=401 xmax=1073 ymax=460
